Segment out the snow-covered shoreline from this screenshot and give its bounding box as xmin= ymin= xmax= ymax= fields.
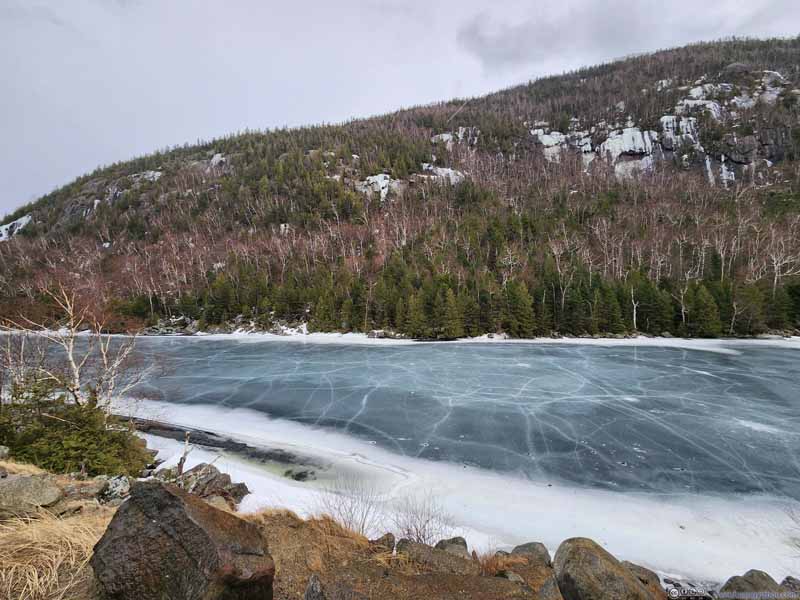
xmin=128 ymin=399 xmax=800 ymax=585
xmin=5 ymin=326 xmax=800 ymax=355
xmin=150 ymin=328 xmax=800 ymax=355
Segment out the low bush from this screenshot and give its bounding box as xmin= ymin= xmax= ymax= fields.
xmin=0 ymin=384 xmax=150 ymax=476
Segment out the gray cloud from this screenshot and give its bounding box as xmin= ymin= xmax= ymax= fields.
xmin=2 ymin=0 xmax=799 ymax=216
xmin=457 ymin=0 xmax=799 ymax=72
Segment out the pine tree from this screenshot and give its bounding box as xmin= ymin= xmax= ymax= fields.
xmin=311 ymin=293 xmax=336 ymax=332
xmin=460 ymin=292 xmax=481 ymax=337
xmin=535 ymin=287 xmax=554 ymax=336
xmin=731 ymin=285 xmax=765 ymax=335
xmin=600 ymin=285 xmax=624 ymax=333
xmin=688 ymin=284 xmax=722 ymax=337
xmin=405 ymin=293 xmax=429 ymax=339
xmin=504 ymin=281 xmax=535 ymax=337
xmin=339 ymin=297 xmax=354 ymax=331
xmin=654 ymin=289 xmax=675 ymax=334
xmin=443 ymin=288 xmax=465 ymax=339
xmin=765 ymin=285 xmax=791 ymax=330
xmin=394 ymin=297 xmax=406 ymax=332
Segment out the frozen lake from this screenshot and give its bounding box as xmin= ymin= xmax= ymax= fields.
xmin=131 ymin=337 xmax=800 ymax=500
xmin=125 ymin=336 xmax=800 ymax=581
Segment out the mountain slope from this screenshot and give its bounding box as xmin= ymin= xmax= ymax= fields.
xmin=1 ymin=37 xmax=800 ymax=337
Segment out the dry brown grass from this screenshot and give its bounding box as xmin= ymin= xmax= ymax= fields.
xmin=0 ymin=460 xmax=47 ymax=476
xmin=245 ymin=509 xmax=376 ymax=598
xmin=244 ymin=507 xmax=303 ymax=523
xmin=0 ymin=507 xmax=113 ymax=600
xmin=476 ymin=551 xmax=529 ymax=577
xmin=306 ymin=514 xmax=369 ymax=545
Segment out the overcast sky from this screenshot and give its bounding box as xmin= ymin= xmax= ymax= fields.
xmin=1 ymin=0 xmax=798 ymax=216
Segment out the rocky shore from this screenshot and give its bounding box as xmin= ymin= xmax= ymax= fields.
xmin=1 ymin=444 xmax=797 ymax=600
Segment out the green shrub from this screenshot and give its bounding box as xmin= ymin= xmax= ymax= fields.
xmin=0 ymin=385 xmax=150 ymax=476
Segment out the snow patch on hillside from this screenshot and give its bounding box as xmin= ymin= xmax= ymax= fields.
xmin=421 ymin=163 xmax=466 ymax=184
xmin=130 ymin=170 xmax=162 ymax=183
xmin=599 ymin=127 xmax=659 ymax=162
xmin=356 ymin=174 xmax=402 ymax=202
xmin=0 ymin=214 xmax=31 ymax=242
xmin=431 ymin=126 xmax=480 ymax=150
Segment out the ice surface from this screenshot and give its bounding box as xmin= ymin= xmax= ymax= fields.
xmin=129 ymin=339 xmax=800 ymax=500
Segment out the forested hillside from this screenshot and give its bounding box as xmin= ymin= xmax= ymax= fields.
xmin=2 ymin=37 xmax=800 ymax=338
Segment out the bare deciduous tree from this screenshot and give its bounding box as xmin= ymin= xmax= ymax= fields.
xmin=0 ymin=283 xmax=145 ymax=416
xmin=391 ymin=491 xmax=454 ymax=545
xmin=315 ymin=475 xmax=384 ymax=537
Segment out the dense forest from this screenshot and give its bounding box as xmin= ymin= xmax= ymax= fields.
xmin=1 ymin=37 xmax=800 ymax=338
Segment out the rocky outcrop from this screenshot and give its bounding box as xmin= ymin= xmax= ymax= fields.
xmin=369 ymin=532 xmax=395 ymax=550
xmin=355 ymin=173 xmax=404 ymax=202
xmin=720 ymin=569 xmax=784 ymax=595
xmin=0 ymin=214 xmax=32 ymax=242
xmin=97 ymin=475 xmax=131 ymax=504
xmin=421 ymin=163 xmax=466 ymax=185
xmin=782 ymin=576 xmax=800 ymax=592
xmin=505 ymin=552 xmax=564 ymax=600
xmin=0 ymin=474 xmax=63 ymax=517
xmin=434 ymin=536 xmax=470 ymax=558
xmin=511 ymin=541 xmax=552 ymax=567
xmin=431 ymin=126 xmax=480 ymax=150
xmin=61 ymin=477 xmax=109 ymax=501
xmin=91 ymin=481 xmax=275 ymax=600
xmin=553 ymin=538 xmax=652 ymax=600
xmin=396 ymin=539 xmax=481 ymax=576
xmin=0 ymin=445 xmax=9 ymax=459
xmin=155 ymin=462 xmax=250 ymax=509
xmin=528 ymin=69 xmax=795 ymax=185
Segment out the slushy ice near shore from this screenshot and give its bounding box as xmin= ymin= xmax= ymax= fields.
xmin=121 ymin=338 xmax=800 ymax=582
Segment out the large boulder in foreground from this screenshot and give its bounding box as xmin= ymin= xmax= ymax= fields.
xmin=0 ymin=474 xmax=63 ymax=518
xmin=512 ymin=541 xmax=552 ymax=567
xmin=621 ymin=561 xmax=667 ymax=600
xmin=504 ymin=552 xmax=563 ymax=600
xmin=91 ymin=481 xmax=274 ymax=600
xmin=553 ymin=538 xmax=652 ymax=600
xmin=720 ymin=570 xmax=784 ymax=595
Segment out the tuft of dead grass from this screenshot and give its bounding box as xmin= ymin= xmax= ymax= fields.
xmin=0 ymin=460 xmax=47 ymax=476
xmin=476 ymin=551 xmax=529 ymax=577
xmin=245 ymin=507 xmax=303 ymax=524
xmin=0 ymin=507 xmax=113 ymax=600
xmin=306 ymin=514 xmax=369 ymax=545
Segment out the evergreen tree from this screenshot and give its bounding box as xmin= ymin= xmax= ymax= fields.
xmin=765 ymin=286 xmax=791 ymax=330
xmin=405 ymin=292 xmax=429 ymax=338
xmin=600 ymin=285 xmax=624 ymax=334
xmin=460 ymin=292 xmax=481 ymax=337
xmin=443 ymin=288 xmax=465 ymax=339
xmin=731 ymin=285 xmax=765 ymax=335
xmin=394 ymin=297 xmax=406 ymax=332
xmin=339 ymin=297 xmax=355 ymax=331
xmin=504 ymin=281 xmax=535 ymax=337
xmin=688 ymin=284 xmax=722 ymax=337
xmin=311 ymin=293 xmax=336 ymax=331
